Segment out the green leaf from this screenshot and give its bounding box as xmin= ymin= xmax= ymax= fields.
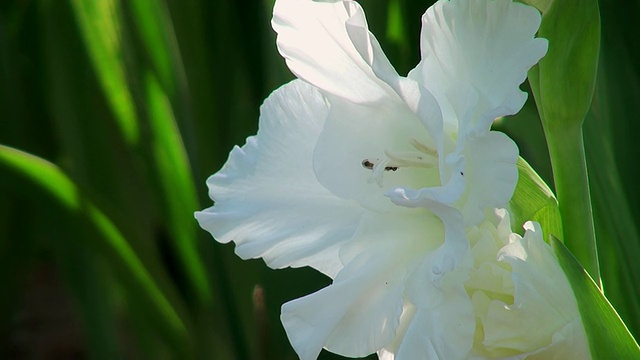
xmin=0 ymin=145 xmax=192 ymax=356
xmin=122 ymin=0 xmax=213 ymax=306
xmin=519 ymin=0 xmax=554 ymax=15
xmin=74 ymin=0 xmax=212 ymax=308
xmin=528 ymin=0 xmax=600 ymax=128
xmin=526 ymin=0 xmax=602 ymax=285
xmin=509 ymin=157 xmax=562 ymax=241
xmin=584 ymin=0 xmax=640 ymax=337
xmin=70 ymin=0 xmax=139 ymax=145
xmin=144 ymin=72 xmax=212 ymax=305
xmin=550 ymin=236 xmax=640 ymax=359
xmin=386 ymin=0 xmax=406 ymax=44
xmin=55 ymin=246 xmax=121 ymax=360
xmin=128 ymin=0 xmax=179 ymax=92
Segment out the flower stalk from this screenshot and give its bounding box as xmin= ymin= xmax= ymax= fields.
xmin=526 ymin=0 xmax=601 ymax=287
xmin=544 ymin=122 xmax=601 ymax=288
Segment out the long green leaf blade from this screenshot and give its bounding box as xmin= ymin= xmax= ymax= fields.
xmin=509 ymin=157 xmax=562 ymax=241
xmin=0 ymin=145 xmax=191 ymax=356
xmin=145 ymin=72 xmax=211 ymax=304
xmin=70 ymin=0 xmax=139 ymax=145
xmin=550 ymin=236 xmax=640 ymax=359
xmin=526 ymin=0 xmax=602 ymax=284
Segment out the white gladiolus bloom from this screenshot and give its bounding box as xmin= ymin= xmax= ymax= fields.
xmin=376 ymin=209 xmax=590 ymax=359
xmin=196 ymin=0 xmax=589 ymax=358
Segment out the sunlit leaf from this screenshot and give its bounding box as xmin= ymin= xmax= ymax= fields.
xmin=144 ymin=72 xmax=212 ymax=304
xmin=519 ymin=0 xmax=554 ymax=16
xmin=527 ymin=0 xmax=600 ymax=127
xmin=526 ymin=0 xmax=601 ymax=284
xmin=0 ymin=145 xmax=192 ymax=356
xmin=509 ymin=157 xmax=562 ymax=241
xmin=128 ymin=0 xmax=178 ymax=92
xmin=386 ymin=0 xmax=406 ymax=44
xmin=551 ymin=236 xmax=640 ymax=359
xmin=584 ymin=3 xmax=640 ymax=335
xmin=70 ymin=0 xmax=139 ymax=145
xmin=55 ymin=247 xmax=121 ymax=360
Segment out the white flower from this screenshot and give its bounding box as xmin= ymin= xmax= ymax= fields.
xmin=378 ymin=209 xmax=590 ymax=359
xmin=470 ymin=211 xmax=590 ymax=360
xmin=195 ymin=0 xmax=566 ymax=359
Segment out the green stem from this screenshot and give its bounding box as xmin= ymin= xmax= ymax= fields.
xmin=545 ymin=124 xmax=601 ymax=288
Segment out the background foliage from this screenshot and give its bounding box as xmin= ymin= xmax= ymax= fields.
xmin=0 ymin=0 xmax=638 ymax=358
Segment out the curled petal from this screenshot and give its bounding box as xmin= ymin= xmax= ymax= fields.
xmin=387 ymin=189 xmax=470 ymax=287
xmin=313 ymin=98 xmax=436 ymax=213
xmin=478 ymin=221 xmax=590 ymax=358
xmin=282 ymin=208 xmax=444 ymax=359
xmin=343 ymin=1 xmax=445 ymax=140
xmin=281 ymin=248 xmax=406 ymax=360
xmin=195 ymin=80 xmax=363 ymax=278
xmin=410 ymin=0 xmax=548 ymax=135
xmin=458 ymin=131 xmax=519 ymax=225
xmin=382 ymin=252 xmax=475 ymax=360
xmin=273 ymin=0 xmax=396 ymax=103
xmin=386 ymin=155 xmax=466 ymax=207
xmin=393 ymin=299 xmax=474 ymax=360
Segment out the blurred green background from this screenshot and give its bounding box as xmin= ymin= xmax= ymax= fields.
xmin=0 ymin=0 xmax=638 ymax=359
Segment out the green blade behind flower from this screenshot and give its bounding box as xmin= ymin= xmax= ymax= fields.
xmin=71 ymin=0 xmax=212 ymax=309
xmin=550 ymin=235 xmax=640 ymax=359
xmin=0 ymin=145 xmax=192 ymax=357
xmin=53 ymin=246 xmax=121 ymax=360
xmin=525 ymin=0 xmax=601 ymax=285
xmin=584 ymin=1 xmax=640 ymax=337
xmin=129 ymin=0 xmax=213 ymax=308
xmin=69 ymin=0 xmax=139 ymax=145
xmin=526 ymin=0 xmax=600 ymax=126
xmin=509 ymin=157 xmax=562 ymax=241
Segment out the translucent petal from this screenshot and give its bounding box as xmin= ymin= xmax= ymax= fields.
xmin=338 ymin=209 xmax=443 ymax=269
xmin=458 ymin=131 xmax=519 ymax=225
xmin=396 ymin=306 xmax=474 ymax=359
xmin=281 ymin=247 xmax=405 ymax=359
xmin=519 ymin=321 xmax=591 ymax=360
xmin=409 ymin=0 xmax=548 ymax=135
xmin=392 ymin=280 xmax=475 ymax=360
xmin=387 ymin=188 xmax=470 ymax=285
xmin=195 ymin=80 xmax=363 ymax=278
xmin=341 ymin=4 xmax=448 ymax=165
xmin=479 ymin=221 xmax=590 ymax=358
xmin=386 ymin=155 xmax=466 ymax=208
xmin=312 ymin=97 xmax=438 ymax=213
xmin=273 ymin=0 xmax=396 ymax=104
xmin=281 ymin=208 xmax=442 ymax=359
xmin=343 ymin=2 xmax=445 ymax=138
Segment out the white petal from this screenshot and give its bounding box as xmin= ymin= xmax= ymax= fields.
xmin=458 ymin=131 xmax=519 ymax=225
xmin=273 ymin=0 xmax=395 ymax=103
xmin=281 ymin=208 xmax=443 ymax=359
xmin=394 ymin=302 xmax=474 ymax=360
xmin=389 ymin=259 xmax=475 ymax=360
xmin=281 ymin=247 xmax=406 ymax=359
xmin=195 ymin=80 xmax=363 ymax=278
xmin=479 ymin=221 xmax=590 ymax=358
xmin=338 ymin=209 xmax=444 ymax=269
xmin=387 ymin=188 xmax=470 ymax=285
xmin=343 ymin=1 xmax=400 ymax=89
xmin=519 ymin=320 xmax=591 ymax=360
xmin=387 ymin=154 xmax=466 ymax=207
xmin=339 ymin=0 xmax=449 ymax=167
xmin=374 ymin=199 xmax=475 ymax=359
xmin=312 ymin=97 xmax=438 ymax=213
xmin=343 ymin=3 xmax=445 ymax=138
xmin=410 ymin=0 xmax=548 ymax=135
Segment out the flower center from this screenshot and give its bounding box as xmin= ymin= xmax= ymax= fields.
xmin=361 ymin=138 xmax=438 ymax=186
